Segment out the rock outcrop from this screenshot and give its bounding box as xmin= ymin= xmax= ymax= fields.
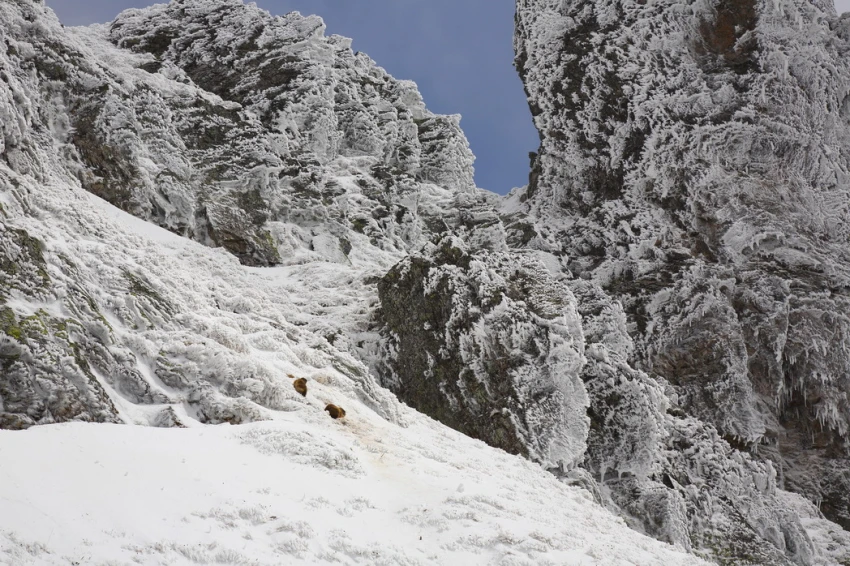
xmin=506 ymin=0 xmax=850 ymax=560
xmin=381 ymin=0 xmax=850 ymax=561
xmin=2 ymin=0 xmax=850 ymax=563
xmin=377 ymin=235 xmax=588 ymax=469
xmin=5 ymin=0 xmax=477 ymax=271
xmin=0 ymin=0 xmax=421 ymax=431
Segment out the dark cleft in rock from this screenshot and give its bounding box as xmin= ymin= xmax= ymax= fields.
xmin=696 ymin=0 xmax=759 ymax=73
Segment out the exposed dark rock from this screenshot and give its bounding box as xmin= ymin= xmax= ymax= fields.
xmin=378 ymin=236 xmax=587 ymax=468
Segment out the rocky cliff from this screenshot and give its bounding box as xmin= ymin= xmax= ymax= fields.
xmin=1 ymin=0 xmax=467 ymax=430
xmin=377 ymin=234 xmax=588 ymax=469
xmin=507 ymin=0 xmax=850 ymax=560
xmin=380 ymin=0 xmax=850 ymax=562
xmin=2 ymin=0 xmax=850 ymax=564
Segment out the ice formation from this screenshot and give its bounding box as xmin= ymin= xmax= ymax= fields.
xmin=1 ymin=0 xmax=849 ymax=563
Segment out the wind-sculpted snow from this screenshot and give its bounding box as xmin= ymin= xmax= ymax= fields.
xmin=0 ymin=169 xmax=404 ymax=429
xmin=511 ymin=0 xmax=850 ymax=559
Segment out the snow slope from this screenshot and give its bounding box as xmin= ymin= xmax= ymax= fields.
xmin=0 ymin=418 xmax=711 ymax=566
xmin=0 ymin=143 xmax=708 ymax=564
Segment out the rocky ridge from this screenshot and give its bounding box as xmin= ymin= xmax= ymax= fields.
xmin=1 ymin=0 xmax=849 ymax=564
xmin=0 ymin=0 xmax=434 ymax=432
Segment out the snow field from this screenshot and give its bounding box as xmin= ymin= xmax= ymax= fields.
xmin=0 ymin=415 xmax=710 ymax=566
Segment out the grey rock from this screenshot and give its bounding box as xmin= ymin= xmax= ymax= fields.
xmin=377 ymin=235 xmax=587 ymax=468
xmin=509 ymin=0 xmax=850 ymax=560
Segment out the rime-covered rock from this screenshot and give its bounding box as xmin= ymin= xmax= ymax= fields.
xmin=2 ymin=0 xmax=849 ymax=563
xmin=102 ymin=0 xmax=475 ymax=261
xmin=377 ymin=235 xmax=588 ymax=468
xmin=2 ymin=0 xmax=476 ymax=271
xmin=571 ymin=280 xmax=821 ymax=565
xmin=0 ymin=0 xmax=406 ymax=431
xmin=511 ymin=0 xmax=850 ymax=559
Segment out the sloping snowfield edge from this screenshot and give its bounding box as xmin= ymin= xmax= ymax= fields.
xmin=0 ymin=418 xmax=710 ymax=566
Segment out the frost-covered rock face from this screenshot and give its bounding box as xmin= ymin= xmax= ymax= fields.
xmin=514 ymin=0 xmax=850 ymax=553
xmin=3 ymin=0 xmax=850 ymax=563
xmin=102 ymin=0 xmax=476 ymax=265
xmin=0 ymin=0 xmax=406 ymax=431
xmin=0 ymin=0 xmax=487 ymax=426
xmin=4 ymin=0 xmax=476 ymax=269
xmin=377 ymin=235 xmax=588 ymax=468
xmin=571 ymin=281 xmax=822 ymax=565
xmin=108 ymin=0 xmax=475 ymax=190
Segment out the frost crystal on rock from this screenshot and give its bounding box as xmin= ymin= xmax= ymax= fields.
xmin=377 ymin=235 xmax=588 ymax=469
xmin=1 ymin=0 xmax=850 ymax=564
xmin=509 ymin=0 xmax=850 ymax=560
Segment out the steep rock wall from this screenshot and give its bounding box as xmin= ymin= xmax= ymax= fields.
xmin=377 ymin=235 xmax=588 ymax=469
xmin=513 ymin=0 xmax=850 ymax=546
xmin=5 ymin=0 xmax=477 ymax=269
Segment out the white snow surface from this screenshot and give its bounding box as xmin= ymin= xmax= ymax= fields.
xmin=0 ymin=420 xmax=709 ymax=566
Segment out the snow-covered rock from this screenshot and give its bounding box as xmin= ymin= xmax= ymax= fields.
xmin=0 ymin=0 xmax=412 ymax=430
xmin=571 ymin=280 xmax=824 ymax=564
xmin=2 ymin=0 xmax=850 ymax=563
xmin=377 ymin=235 xmax=588 ymax=469
xmin=4 ymin=0 xmax=477 ymax=270
xmin=510 ymin=0 xmax=850 ymax=560
xmin=0 ymin=5 xmax=723 ymax=563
